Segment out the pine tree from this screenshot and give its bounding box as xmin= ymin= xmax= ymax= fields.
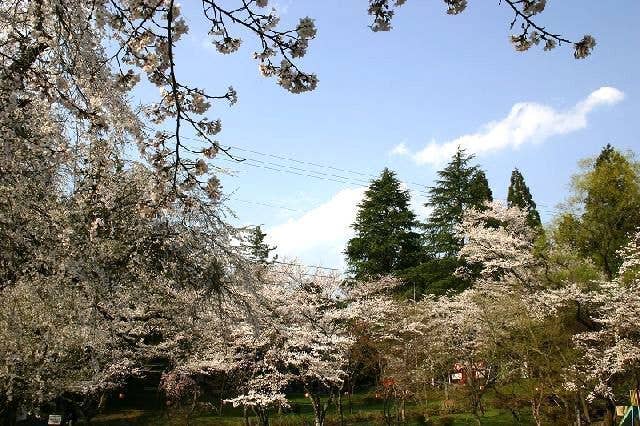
xmin=507 ymin=168 xmax=542 ymax=228
xmin=345 ymin=168 xmax=421 ymax=279
xmin=249 ymin=225 xmax=276 ymax=264
xmin=424 ymin=147 xmax=493 ymax=257
xmin=469 ymin=170 xmax=493 ymax=207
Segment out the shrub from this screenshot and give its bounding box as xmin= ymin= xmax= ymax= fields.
xmin=437 ymin=415 xmax=456 ymax=426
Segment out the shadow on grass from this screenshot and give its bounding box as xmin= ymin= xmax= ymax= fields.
xmin=91 ymin=393 xmax=532 ymax=425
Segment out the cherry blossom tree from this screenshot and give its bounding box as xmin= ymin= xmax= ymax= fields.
xmin=369 ymin=202 xmax=593 ymax=424
xmin=148 ymin=262 xmax=343 ymax=426
xmin=263 ymin=266 xmax=351 ymax=426
xmin=456 ymin=200 xmax=539 ymax=285
xmin=1 ymin=1 xmax=592 ymax=213
xmin=367 ymin=0 xmax=595 ymax=58
xmin=0 ymin=148 xmax=258 ymax=421
xmin=0 ymin=1 xmax=599 ymax=423
xmin=222 ymin=268 xmax=399 ymax=426
xmin=572 ymin=230 xmax=640 ymax=423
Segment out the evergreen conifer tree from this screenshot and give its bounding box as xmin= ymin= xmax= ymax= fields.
xmin=401 ymin=148 xmax=493 ymax=297
xmin=424 ymin=147 xmax=493 ymax=257
xmin=345 ymin=168 xmax=421 ymax=279
xmin=249 ymin=225 xmax=276 ymax=264
xmin=507 ymin=168 xmax=542 ymax=228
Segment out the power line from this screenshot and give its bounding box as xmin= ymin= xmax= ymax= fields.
xmin=272 ymin=260 xmax=340 ymax=272
xmin=177 ymin=134 xmax=431 ymax=196
xmin=179 ymin=134 xmax=372 ymax=179
xmin=223 ymin=144 xmax=371 ymax=178
xmin=232 ymin=198 xmax=299 ymax=212
xmin=228 ymin=152 xmax=431 ymax=195
xmin=223 ymin=143 xmax=432 ymax=190
xmin=152 ymin=130 xmax=568 ymax=212
xmin=268 ymin=270 xmax=340 ymax=279
xmin=178 ymin=133 xmax=566 ymax=218
xmin=216 ymin=155 xmax=432 ymax=199
xmin=218 ymin=155 xmax=372 ymax=187
xmin=217 ymin=156 xmax=378 ymax=189
xmin=262 ymin=260 xmax=343 ymax=279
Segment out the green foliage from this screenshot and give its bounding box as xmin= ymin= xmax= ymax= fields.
xmin=507 ymin=168 xmax=541 ymax=229
xmin=555 ymin=144 xmax=640 ymax=278
xmin=345 ymin=168 xmax=422 ymax=279
xmin=399 ymin=258 xmax=467 ymax=297
xmin=425 ymin=147 xmax=493 ymax=257
xmin=91 ymin=393 xmax=528 ymax=425
xmin=403 ymin=147 xmax=492 ymax=297
xmin=533 ymin=231 xmax=603 ymax=289
xmin=249 ymin=225 xmax=276 ymax=264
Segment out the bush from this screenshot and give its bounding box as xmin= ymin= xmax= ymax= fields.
xmin=437 ymin=415 xmax=455 ymax=426
xmin=361 ymin=393 xmax=382 ymax=406
xmin=411 ymin=413 xmax=434 ymax=425
xmin=343 ymin=411 xmax=384 ymax=423
xmin=281 ymin=402 xmax=301 ymax=414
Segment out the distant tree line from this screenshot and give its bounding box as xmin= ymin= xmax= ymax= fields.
xmin=346 ymin=145 xmax=640 ymax=297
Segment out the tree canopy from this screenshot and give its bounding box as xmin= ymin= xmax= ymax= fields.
xmin=424 ymin=147 xmax=493 ymax=258
xmin=346 ymin=168 xmax=421 ymax=279
xmin=556 ymin=145 xmax=640 ymax=278
xmin=0 ymin=1 xmax=621 ymax=425
xmin=507 ymin=168 xmax=542 ymax=229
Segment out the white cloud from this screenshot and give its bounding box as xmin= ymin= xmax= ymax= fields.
xmin=271 ymin=0 xmax=291 ymax=15
xmin=267 ymin=185 xmax=432 ymax=269
xmin=397 ymin=87 xmax=624 ymax=166
xmin=410 ymin=190 xmax=432 ymax=219
xmin=390 ymin=142 xmax=409 ymax=156
xmin=267 ymin=187 xmax=366 ymax=269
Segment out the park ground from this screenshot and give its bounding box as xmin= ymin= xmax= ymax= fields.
xmin=91 ymin=391 xmax=533 ymax=425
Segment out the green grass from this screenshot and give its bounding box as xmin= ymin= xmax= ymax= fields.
xmin=91 ymin=392 xmax=531 ymax=425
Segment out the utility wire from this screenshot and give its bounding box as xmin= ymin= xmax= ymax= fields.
xmin=268 ymin=270 xmax=340 ymax=279
xmin=272 ymin=259 xmax=340 ymax=272
xmin=227 ymin=144 xmax=370 ymax=177
xmin=178 ymin=134 xmax=565 ymax=231
xmin=156 ymin=130 xmax=566 ymax=213
xmin=263 ymin=261 xmax=343 ymax=279
xmin=222 ymin=142 xmax=432 ymax=190
xmin=233 ymin=198 xmax=299 ymax=212
xmin=177 ymin=134 xmax=431 ymax=195
xmin=216 ymin=156 xmax=432 ymax=198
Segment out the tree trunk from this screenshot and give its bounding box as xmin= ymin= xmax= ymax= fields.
xmin=394 ymin=395 xmax=399 ymax=423
xmin=383 ymin=394 xmax=393 ymax=426
xmin=98 ymin=393 xmax=107 ymax=412
xmin=603 ymin=399 xmax=616 ymax=426
xmin=337 ymin=390 xmax=344 ymax=425
xmin=531 ymin=398 xmax=542 ymax=426
xmin=257 ymin=409 xmax=269 ymax=426
xmin=575 ymin=403 xmax=582 ymax=426
xmin=243 ymin=406 xmax=251 ymax=426
xmin=578 ymin=391 xmax=591 ymax=424
xmin=1 ymin=403 xmax=17 ymax=426
xmin=309 ymin=394 xmax=327 ymax=426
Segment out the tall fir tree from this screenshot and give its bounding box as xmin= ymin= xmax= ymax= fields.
xmin=424 ymin=147 xmax=493 ymax=257
xmin=249 ymin=225 xmax=276 ymax=264
xmin=401 ymin=148 xmax=493 ymax=297
xmin=507 ymin=168 xmax=542 ymax=228
xmin=556 ymin=144 xmax=640 ymax=278
xmin=345 ymin=168 xmax=421 ymax=279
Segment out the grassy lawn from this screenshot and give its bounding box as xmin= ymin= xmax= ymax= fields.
xmin=91 ymin=392 xmax=532 ymax=425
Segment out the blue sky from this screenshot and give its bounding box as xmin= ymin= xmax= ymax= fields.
xmin=161 ymin=1 xmax=639 ymax=269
